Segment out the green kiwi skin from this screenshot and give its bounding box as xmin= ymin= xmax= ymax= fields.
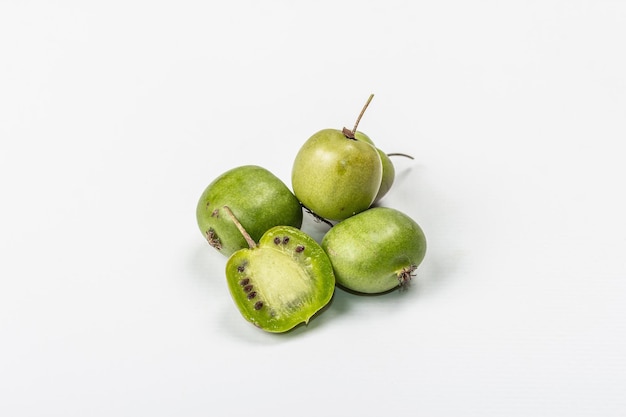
xmin=196 ymin=165 xmax=303 ymax=257
xmin=291 ymin=129 xmax=382 ymax=221
xmin=372 ymin=151 xmax=395 ymax=203
xmin=225 ymin=226 xmax=335 ymax=333
xmin=353 ymin=131 xmax=395 ymax=204
xmin=321 ymin=207 xmax=427 ymax=294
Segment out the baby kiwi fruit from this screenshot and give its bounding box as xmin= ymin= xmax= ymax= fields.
xmin=223 ymin=207 xmax=335 ymax=333
xmin=321 ymin=207 xmax=426 ymax=294
xmin=196 ymin=165 xmax=303 ymax=257
xmin=291 ymin=95 xmax=383 ymax=221
xmin=354 ymin=131 xmax=413 ymax=204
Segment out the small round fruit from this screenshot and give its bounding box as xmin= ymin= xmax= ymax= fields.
xmin=226 ymin=224 xmax=335 ymax=333
xmin=374 ymin=152 xmax=395 ymax=203
xmin=196 ymin=165 xmax=303 ymax=257
xmin=354 ymin=131 xmax=395 ymax=203
xmin=321 ymin=207 xmax=426 ymax=294
xmin=291 ymin=128 xmax=382 ymax=221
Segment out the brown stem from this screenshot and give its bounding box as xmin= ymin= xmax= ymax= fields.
xmin=387 ymin=152 xmax=414 ymax=160
xmin=223 ymin=206 xmax=257 ymax=248
xmin=343 ymin=93 xmax=375 ymax=139
xmin=352 ymin=93 xmax=374 ymax=134
xmin=301 ymin=204 xmax=334 ymax=228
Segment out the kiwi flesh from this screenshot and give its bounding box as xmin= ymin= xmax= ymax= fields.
xmin=225 ymin=225 xmax=335 ymax=333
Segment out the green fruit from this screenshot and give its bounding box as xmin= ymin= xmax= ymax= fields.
xmin=354 ymin=131 xmax=395 ymax=204
xmin=321 ymin=207 xmax=427 ymax=294
xmin=224 ymin=207 xmax=335 ymax=333
xmin=196 ymin=165 xmax=303 ymax=257
xmin=291 ymin=128 xmax=382 ymax=221
xmin=375 ymin=152 xmax=396 ymax=203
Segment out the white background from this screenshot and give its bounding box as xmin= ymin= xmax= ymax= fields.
xmin=2 ymin=1 xmax=625 ymax=416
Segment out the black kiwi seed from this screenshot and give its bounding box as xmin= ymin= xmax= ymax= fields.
xmin=273 ymin=237 xmax=281 ymax=245
xmin=243 ymin=284 xmax=253 ymax=293
xmin=239 ymin=278 xmax=250 ymax=286
xmin=295 ymin=245 xmax=305 ymax=253
xmin=282 ymin=236 xmax=290 ymax=244
xmin=237 ymin=263 xmax=246 ymax=273
xmin=254 ymin=301 xmax=264 ymax=310
xmin=247 ymin=291 xmax=257 ymax=300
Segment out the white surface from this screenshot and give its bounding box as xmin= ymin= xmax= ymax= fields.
xmin=2 ymin=1 xmax=626 ymax=416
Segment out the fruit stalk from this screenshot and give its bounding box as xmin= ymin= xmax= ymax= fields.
xmin=387 ymin=152 xmax=414 ymax=160
xmin=223 ymin=206 xmax=257 ymax=248
xmin=302 ymin=204 xmax=334 ymax=228
xmin=343 ymin=93 xmax=375 ymax=139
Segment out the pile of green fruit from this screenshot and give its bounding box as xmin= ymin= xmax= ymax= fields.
xmin=196 ymin=95 xmax=427 ymax=333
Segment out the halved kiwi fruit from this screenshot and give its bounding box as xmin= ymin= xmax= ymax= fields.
xmin=224 ymin=207 xmax=335 ymax=333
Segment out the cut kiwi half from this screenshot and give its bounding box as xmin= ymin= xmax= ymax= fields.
xmin=223 ymin=206 xmax=335 ymax=333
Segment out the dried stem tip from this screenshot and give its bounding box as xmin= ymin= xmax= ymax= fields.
xmin=397 ymin=264 xmax=417 ymax=288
